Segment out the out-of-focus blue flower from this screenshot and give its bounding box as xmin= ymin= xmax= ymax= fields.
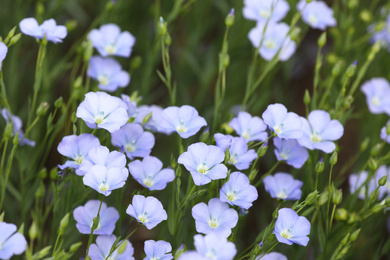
xmin=143 ymin=240 xmax=173 ymax=260
xmin=227 ymin=137 xmax=257 ymax=170
xmin=256 ymin=252 xmax=287 ymax=260
xmin=57 ymin=134 xmax=100 ymax=173
xmin=229 ymin=111 xmax=268 ymax=142
xmin=349 ymin=170 xmax=385 ymax=200
xmin=126 ymin=195 xmax=167 ymax=229
xmin=220 ymin=172 xmax=258 ymax=209
xmin=88 ymin=56 xmax=130 ymax=92
xmin=274 ymin=208 xmax=311 ymax=246
xmin=88 ymin=24 xmax=136 ymax=57
xmin=159 ymin=105 xmax=207 ymax=138
xmin=375 ymin=165 xmax=390 ymax=199
xmin=73 ymin=200 xmax=119 ymax=235
xmin=369 ymin=14 xmax=390 ymax=52
xmin=83 ymin=165 xmax=129 ymax=196
xmin=78 ymin=145 xmax=127 ymax=176
xmin=381 ymin=121 xmax=390 ymax=143
xmin=111 ymin=123 xmax=155 ymax=160
xmin=360 ymin=78 xmax=390 ymax=115
xmin=262 ymin=103 xmax=302 ymax=139
xmin=121 ymin=94 xmax=137 ymax=118
xmin=274 ymin=137 xmax=309 ymax=168
xmin=88 ymin=235 xmax=134 ymax=260
xmin=0 ymin=42 xmax=8 ymax=71
xmin=298 ymin=110 xmax=344 ymax=153
xmin=19 ymin=17 xmax=67 ymax=43
xmin=192 ymin=198 xmax=238 ymax=238
xmin=214 ymin=133 xmax=233 ymax=152
xmin=76 ymin=91 xmax=129 ymax=133
xmin=243 ymin=0 xmax=290 ymax=23
xmin=177 ymin=252 xmax=207 ymax=260
xmin=178 ymin=142 xmax=227 ymax=186
xmin=194 ymin=233 xmax=237 ymax=260
xmin=248 ymin=22 xmax=296 ymax=61
xmin=263 ymin=173 xmax=303 ymax=200
xmin=0 ymin=222 xmax=27 ymax=259
xmin=297 ymin=0 xmax=336 ymax=30
xmin=1 ymin=108 xmax=35 ymax=147
xmin=128 ymin=156 xmax=175 ymax=191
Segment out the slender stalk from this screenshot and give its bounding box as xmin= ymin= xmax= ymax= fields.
xmin=255 ymin=161 xmax=280 ymax=187
xmin=105 ymin=224 xmax=141 ymax=260
xmin=85 ymin=197 xmax=104 ymax=259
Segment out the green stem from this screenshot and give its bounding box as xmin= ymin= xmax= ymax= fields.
xmin=85 ymin=197 xmax=104 ymax=259
xmin=255 ymin=161 xmax=280 ymax=187
xmin=105 ymin=224 xmax=141 ymax=260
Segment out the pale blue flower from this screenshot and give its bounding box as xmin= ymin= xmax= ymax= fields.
xmin=262 ymin=103 xmax=302 ymax=139
xmin=220 ymin=172 xmax=258 ymax=209
xmin=134 ymin=105 xmax=171 ymax=134
xmin=126 ymin=195 xmax=167 ymax=229
xmin=178 ymin=142 xmax=227 ymax=186
xmin=121 ymin=94 xmax=137 ymax=118
xmin=89 ymin=235 xmax=134 ymax=260
xmin=214 ymin=133 xmax=233 ymax=152
xmin=229 ymin=111 xmax=268 ymax=142
xmin=159 ymin=105 xmax=207 ymax=138
xmin=111 ymin=123 xmax=155 ymax=160
xmin=83 ymin=165 xmax=129 ymax=196
xmin=73 ymin=200 xmax=119 ymax=235
xmin=88 ymin=24 xmax=136 ymax=57
xmin=19 ymin=17 xmax=67 ymax=43
xmin=297 ymin=0 xmax=336 ymax=30
xmin=192 ymin=198 xmax=238 ymax=238
xmin=256 ymin=252 xmax=287 ymax=260
xmin=88 ymin=56 xmax=130 ymax=92
xmin=375 ymin=165 xmax=390 ymax=199
xmin=243 ymin=0 xmax=290 ymax=23
xmin=177 ymin=252 xmax=207 ymax=260
xmin=274 ymin=137 xmax=309 ymax=168
xmin=194 ymin=233 xmax=237 ymax=260
xmin=128 ymin=156 xmax=175 ymax=191
xmin=274 ymin=208 xmax=311 ymax=246
xmin=381 ymin=121 xmax=390 ymax=143
xmin=78 ymin=145 xmax=127 ymax=176
xmin=0 ymin=42 xmax=8 ymax=71
xmin=0 ymin=222 xmax=27 ymax=259
xmin=263 ymin=173 xmax=303 ymax=200
xmin=248 ymin=22 xmax=296 ymax=61
xmin=143 ymin=240 xmax=173 ymax=260
xmin=369 ymin=13 xmax=390 ymax=52
xmin=360 ymin=78 xmax=390 ymax=115
xmin=1 ymin=108 xmax=35 ymax=147
xmin=57 ymin=134 xmax=100 ymax=174
xmin=227 ymin=137 xmax=258 ymax=170
xmin=349 ymin=171 xmax=384 ymax=200
xmin=76 ymin=91 xmax=129 ymax=133
xmin=298 ymin=110 xmax=344 ymax=153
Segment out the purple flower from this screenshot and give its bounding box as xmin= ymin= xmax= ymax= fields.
xmin=273 ymin=137 xmax=309 ymax=168
xmin=88 ymin=56 xmax=130 ymax=92
xmin=111 ymin=123 xmax=155 ymax=160
xmin=1 ymin=108 xmax=35 ymax=147
xmin=76 ymin=91 xmax=129 ymax=133
xmin=214 ymin=133 xmax=233 ymax=152
xmin=262 ymin=103 xmax=302 ymax=139
xmin=227 ymin=137 xmax=258 ymax=170
xmin=73 ymin=200 xmax=119 ymax=235
xmin=128 ymin=156 xmax=175 ymax=191
xmin=83 ymin=165 xmax=129 ymax=196
xmin=78 ymin=145 xmax=127 ymax=176
xmin=229 ymin=111 xmax=268 ymax=142
xmin=88 ymin=24 xmax=136 ymax=57
xmin=159 ymin=105 xmax=207 ymax=138
xmin=89 ymin=235 xmax=134 ymax=260
xmin=194 ymin=233 xmax=237 ymax=260
xmin=274 ymin=208 xmax=311 ymax=246
xmin=0 ymin=42 xmax=8 ymax=71
xmin=298 ymin=110 xmax=344 ymax=153
xmin=0 ymin=222 xmax=27 ymax=259
xmin=360 ymin=78 xmax=390 ymax=115
xmin=220 ymin=172 xmax=258 ymax=209
xmin=126 ymin=195 xmax=167 ymax=229
xmin=143 ymin=240 xmax=173 ymax=260
xmin=57 ymin=134 xmax=100 ymax=173
xmin=19 ymin=18 xmax=67 ymax=43
xmin=192 ymin=198 xmax=239 ymax=238
xmin=243 ymin=0 xmax=290 ymax=23
xmin=297 ymin=0 xmax=336 ymax=30
xmin=178 ymin=142 xmax=227 ymax=186
xmin=248 ymin=22 xmax=296 ymax=61
xmin=263 ymin=173 xmax=303 ymax=200
xmin=256 ymin=252 xmax=287 ymax=260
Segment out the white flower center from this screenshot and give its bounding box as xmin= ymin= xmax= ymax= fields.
xmin=226 ymin=191 xmax=237 ymax=202
xmin=104 ymin=44 xmax=117 ymax=55
xmin=208 ymin=218 xmax=219 ymax=229
xmin=125 ymin=141 xmax=136 ymax=152
xmin=228 ymin=154 xmax=238 ymax=165
xmin=98 ymin=182 xmax=109 ymax=192
xmin=280 ymin=229 xmax=293 ymax=239
xmin=97 ymin=75 xmax=109 ymax=86
xmin=197 ymin=162 xmax=208 ymax=175
xmin=75 ymin=155 xmax=84 ymax=165
xmin=242 ymin=131 xmax=251 ymax=140
xmin=279 ymin=152 xmax=288 ymax=160
xmin=372 ymin=97 xmax=381 ymax=106
xmin=205 ymin=251 xmax=217 ymax=260
xmin=276 ymin=189 xmax=287 ymax=199
xmin=143 ymin=177 xmax=154 ymax=187
xmin=259 ymin=9 xmax=270 ymax=18
xmin=138 ymin=213 xmax=149 ymax=223
xmin=308 ymin=14 xmax=318 ymax=25
xmin=95 ymin=112 xmax=105 ymax=125
xmin=264 ymin=39 xmax=277 ymax=50
xmin=273 ymin=125 xmax=283 ymax=134
xmin=310 ymin=132 xmax=322 ymax=143
xmin=176 ymin=121 xmax=187 ymax=133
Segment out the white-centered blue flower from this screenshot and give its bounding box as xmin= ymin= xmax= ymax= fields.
xmin=297 ymin=0 xmax=336 ymax=30
xmin=214 ymin=133 xmax=233 ymax=152
xmin=194 ymin=233 xmax=237 ymax=260
xmin=263 ymin=172 xmax=303 ymax=201
xmin=273 ymin=137 xmax=309 ymax=168
xmin=243 ymin=0 xmax=290 ymax=23
xmin=88 ymin=235 xmax=134 ymax=260
xmin=19 ymin=17 xmax=67 ymax=43
xmin=360 ymin=78 xmax=390 ymax=115
xmin=88 ymin=23 xmax=136 ymax=57
xmin=88 ymin=56 xmax=130 ymax=92
xmin=143 ymin=240 xmax=173 ymax=260
xmin=0 ymin=42 xmax=8 ymax=71
xmin=0 ymin=222 xmax=27 ymax=259
xmin=227 ymin=137 xmax=258 ymax=170
xmin=229 ymin=111 xmax=268 ymax=142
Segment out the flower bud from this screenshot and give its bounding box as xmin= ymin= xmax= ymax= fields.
xmin=13 ymin=132 xmax=19 ymax=145
xmin=92 ymin=215 xmax=100 ymax=230
xmin=385 ymin=197 xmax=390 ymax=207
xmin=35 ymin=181 xmax=45 ymax=198
xmin=69 ymin=242 xmax=82 ymax=253
xmin=65 ymin=20 xmax=78 ymax=32
xmin=254 ymin=244 xmax=262 ymax=255
xmin=37 ymin=246 xmax=51 ymax=258
xmin=304 ymin=89 xmax=311 ymax=106
xmin=60 ymin=213 xmax=70 ymax=231
xmin=348 ymin=0 xmax=358 ymax=9
xmin=347 ymin=212 xmax=359 ymax=224
xmin=71 ymin=112 xmax=77 ymax=123
xmin=8 ymin=33 xmax=21 ymax=47
xmin=267 ymin=233 xmax=276 ymax=242
xmin=3 ymin=123 xmax=13 ymax=139
xmin=371 ymin=203 xmax=385 ymax=213
xmin=38 ymin=168 xmax=47 ymax=179
xmin=346 ymin=62 xmax=356 ymax=77
xmin=315 ymin=159 xmax=324 ymax=174
xmin=372 ymin=40 xmax=382 ymax=54
xmin=378 ymin=175 xmax=387 ymax=187
xmin=332 ymin=61 xmax=343 ymax=76
xmin=37 ymin=102 xmax=49 ymax=117
xmin=165 ymin=33 xmax=172 ymax=46
xmin=257 ymin=142 xmax=268 ymax=157
xmin=18 ymin=223 xmax=24 ymax=234
xmin=335 ymin=208 xmax=348 ymax=221
xmin=199 ymin=127 xmax=210 ymax=143
xmin=118 ymin=240 xmax=128 ymax=254
xmin=332 ymin=189 xmax=343 ymax=205
xmin=29 ymin=221 xmax=38 ymax=240
xmin=171 ymin=154 xmax=177 ymax=169
xmin=130 ymin=56 xmax=142 ymax=71
xmin=225 ymin=8 xmax=235 ymax=27
xmin=158 ymin=17 xmax=167 ymax=36
xmin=318 ymin=32 xmax=327 ymax=47
xmin=349 ymin=228 xmax=360 ymax=242
xmin=176 ymin=166 xmax=181 ymax=178
xmin=360 ymin=137 xmax=369 ymax=152
xmin=318 ymin=191 xmax=328 ymax=206
xmin=340 ymin=233 xmax=350 ymax=246
xmin=305 ymin=190 xmax=319 ymax=205
xmin=174 ymin=244 xmax=186 ymax=259
xmin=221 ymin=122 xmax=234 ymax=134
xmin=50 ymin=168 xmax=59 ymax=180
xmin=368 ymin=157 xmax=378 ymax=171
xmin=249 ymin=169 xmax=258 ymax=182
xmin=0 ymin=212 xmax=4 ymax=222
xmin=54 ymin=97 xmax=63 ymax=108
xmin=360 ymin=10 xmax=372 ymax=23
xmin=142 ymin=112 xmax=152 ymax=125
xmin=371 ymin=143 xmax=383 ymax=156
xmin=330 ymin=152 xmax=338 ymax=165
xmin=224 ymin=148 xmax=231 ymax=164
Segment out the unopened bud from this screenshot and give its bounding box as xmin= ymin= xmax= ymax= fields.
xmin=13 ymin=132 xmax=19 ymax=145
xmin=305 ymin=190 xmax=319 ymax=205
xmin=318 ymin=32 xmax=327 ymax=47
xmin=346 ymin=62 xmax=356 ymax=77
xmin=360 ymin=10 xmax=372 ymax=23
xmin=335 ymin=208 xmax=348 ymax=221
xmin=349 ymin=228 xmax=360 ymax=242
xmin=360 ymin=137 xmax=369 ymax=152
xmin=224 ymin=148 xmax=231 ymax=164
xmin=92 ymin=215 xmax=100 ymax=230
xmin=118 ymin=240 xmax=128 ymax=254
xmin=332 ymin=61 xmax=343 ymax=76
xmin=318 ymin=191 xmax=328 ymax=206
xmin=8 ymin=33 xmax=21 ymax=47
xmin=368 ymin=157 xmax=378 ymax=171
xmin=378 ymin=176 xmax=387 ymax=187
xmin=348 ymin=0 xmax=358 ymax=9
xmin=371 ymin=143 xmax=383 ymax=156
xmin=158 ymin=17 xmax=167 ymax=36
xmin=0 ymin=212 xmax=4 ymax=222
xmin=257 ymin=142 xmax=268 ymax=157
xmin=340 ymin=233 xmax=350 ymax=246
xmin=221 ymin=122 xmax=234 ymax=134
xmin=37 ymin=102 xmax=49 ymax=117
xmin=38 ymin=168 xmax=47 ymax=179
xmin=332 ymin=189 xmax=343 ymax=205
xmin=37 ymin=246 xmax=51 ymax=258
xmin=225 ymin=8 xmax=235 ymax=27
xmin=371 ymin=203 xmax=385 ymax=213
xmin=165 ymin=33 xmax=172 ymax=46
xmin=69 ymin=242 xmax=82 ymax=253
xmin=290 ymin=27 xmax=301 ymax=42
xmin=199 ymin=127 xmax=210 ymax=143
xmin=60 ymin=213 xmax=70 ymax=231
xmin=176 ymin=166 xmax=181 ymax=178
xmin=29 ymin=221 xmax=38 ymax=240
xmin=5 ymin=26 xmax=16 ymax=44
xmin=130 ymin=56 xmax=142 ymax=71
xmin=35 ymin=181 xmax=45 ymax=198
xmin=3 ymin=123 xmax=12 ymax=139
xmin=385 ymin=197 xmax=390 ymax=207
xmin=386 ymin=123 xmax=390 ymax=135
xmin=315 ymin=159 xmax=325 ymax=174
xmin=54 ymin=97 xmax=63 ymax=108
xmin=304 ymin=89 xmax=311 ymax=105
xmin=249 ymin=169 xmax=258 ymax=182
xmin=330 ymin=152 xmax=338 ymax=165
xmin=347 ymin=212 xmax=359 ymax=224
xmin=65 ymin=20 xmax=78 ymax=32
xmin=142 ymin=112 xmax=152 ymax=125
xmin=50 ymin=168 xmax=59 ymax=180
xmin=71 ymin=112 xmax=77 ymax=123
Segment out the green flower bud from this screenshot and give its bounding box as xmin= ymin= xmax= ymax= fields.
xmin=38 ymin=168 xmax=47 ymax=179
xmin=327 ymin=53 xmax=339 ymax=65
xmin=267 ymin=233 xmax=276 ymax=242
xmin=18 ymin=223 xmax=24 ymax=234
xmin=225 ymin=9 xmax=235 ymax=27
xmin=335 ymin=208 xmax=348 ymax=221
xmin=60 ymin=213 xmax=70 ymax=232
xmin=35 ymin=181 xmax=45 ymax=198
xmin=348 ymin=0 xmax=358 ymax=9
xmin=318 ymin=32 xmax=327 ymax=47
xmin=8 ymin=33 xmax=21 ymax=47
xmin=371 ymin=143 xmax=383 ymax=156
xmin=254 ymin=244 xmax=262 ymax=256
xmin=375 ymin=21 xmax=386 ymax=31
xmin=304 ymin=89 xmax=311 ymax=106
xmin=318 ymin=191 xmax=328 ymax=206
xmin=346 ymin=63 xmax=356 ymax=78
xmin=340 ymin=233 xmax=350 ymax=246
xmin=65 ymin=20 xmax=78 ymax=32
xmin=360 ymin=10 xmax=372 ymax=23
xmin=290 ymin=27 xmax=301 ymax=42
xmin=54 ymin=97 xmax=63 ymax=108
xmin=386 ymin=123 xmax=390 ymax=135
xmin=347 ymin=212 xmax=359 ymax=224
xmin=174 ymin=244 xmax=186 ymax=259
xmin=257 ymin=143 xmax=268 ymax=157
xmin=332 ymin=189 xmax=343 ymax=205
xmin=5 ymin=26 xmax=16 ymax=44
xmin=249 ymin=169 xmax=258 ymax=182
xmin=29 ymin=221 xmax=38 ymax=240
xmin=199 ymin=127 xmax=210 ymax=143
xmin=344 ymin=95 xmax=353 ymax=108
xmin=330 ymin=152 xmax=338 ymax=165
xmin=368 ymin=157 xmax=378 ymax=171
xmin=37 ymin=246 xmax=52 ymax=258
xmin=0 ymin=212 xmax=4 ymax=222
xmin=221 ymin=122 xmax=234 ymax=134
xmin=378 ymin=175 xmax=388 ymax=187
xmin=118 ymin=240 xmax=128 ymax=254
xmin=50 ymin=168 xmax=59 ymax=180
xmin=305 ymin=190 xmax=319 ymax=205
xmin=315 ymin=159 xmax=325 ymax=174
xmin=13 ymin=132 xmax=19 ymax=145
xmin=176 ymin=166 xmax=181 ymax=178
xmin=223 ymin=54 xmax=230 ymax=68
xmin=349 ymin=228 xmax=360 ymax=242
xmin=71 ymin=112 xmax=77 ymax=123
xmin=385 ymin=197 xmax=390 ymax=207
xmin=130 ymin=56 xmax=142 ymax=71
xmin=158 ymin=17 xmax=167 ymax=36
xmin=371 ymin=203 xmax=385 ymax=214
xmin=165 ymin=33 xmax=172 ymax=46
xmin=171 ymin=154 xmax=177 ymax=169
xmin=224 ymin=148 xmax=231 ymax=164
xmin=142 ymin=112 xmax=152 ymax=125
xmin=69 ymin=242 xmax=82 ymax=253
xmin=331 ymin=61 xmax=343 ymax=76
xmin=372 ymin=40 xmax=382 ymax=54
xmin=3 ymin=123 xmax=13 ymax=139
xmin=360 ymin=137 xmax=369 ymax=152
xmin=37 ymin=102 xmax=49 ymax=117
xmin=83 ymin=40 xmax=94 ymax=62
xmin=92 ymin=215 xmax=100 ymax=230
